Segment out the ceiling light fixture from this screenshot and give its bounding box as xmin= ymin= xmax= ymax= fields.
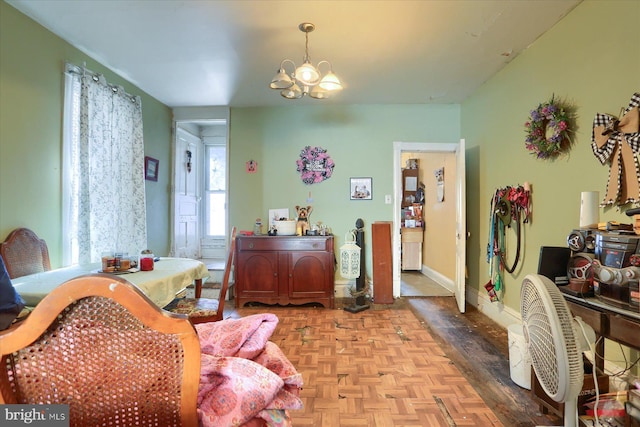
xmin=269 ymin=22 xmax=343 ymax=100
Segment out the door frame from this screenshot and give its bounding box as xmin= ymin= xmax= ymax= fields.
xmin=392 ymin=141 xmax=466 ymax=312
xmin=171 ymin=117 xmax=228 ymax=258
xmin=171 ymin=107 xmax=230 ymax=259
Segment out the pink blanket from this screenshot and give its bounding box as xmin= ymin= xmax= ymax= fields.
xmin=195 ymin=314 xmax=303 ymax=427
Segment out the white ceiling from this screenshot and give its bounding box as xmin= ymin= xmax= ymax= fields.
xmin=7 ymin=0 xmax=582 ymax=108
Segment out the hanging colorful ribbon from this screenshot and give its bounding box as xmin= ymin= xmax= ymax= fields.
xmin=485 ymin=184 xmax=532 ymax=302
xmin=485 ymin=195 xmax=500 ymax=302
xmin=591 ymin=93 xmax=640 ymax=207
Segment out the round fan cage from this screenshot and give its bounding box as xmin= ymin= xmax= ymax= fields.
xmin=520 ymin=274 xmax=584 ymax=406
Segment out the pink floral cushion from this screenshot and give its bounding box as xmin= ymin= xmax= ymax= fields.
xmin=195 ymin=314 xmax=303 ymax=427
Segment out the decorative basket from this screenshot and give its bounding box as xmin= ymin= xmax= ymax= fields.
xmin=274 ymin=220 xmax=296 ymax=236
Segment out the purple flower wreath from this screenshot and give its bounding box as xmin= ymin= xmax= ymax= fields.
xmin=296 ymin=146 xmax=335 ymax=185
xmin=524 ymin=96 xmax=572 ymax=159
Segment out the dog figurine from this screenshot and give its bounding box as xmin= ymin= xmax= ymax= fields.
xmin=295 ymin=205 xmax=313 ymax=236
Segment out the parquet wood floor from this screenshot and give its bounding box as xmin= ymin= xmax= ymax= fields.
xmin=236 ymin=304 xmax=505 ymax=427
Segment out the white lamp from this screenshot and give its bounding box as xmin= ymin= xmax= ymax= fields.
xmin=269 ymin=23 xmax=342 ymax=100
xmin=269 ymin=61 xmax=294 ymax=89
xmin=281 ymin=83 xmax=303 ymax=99
xmin=340 ymin=231 xmax=361 ymax=279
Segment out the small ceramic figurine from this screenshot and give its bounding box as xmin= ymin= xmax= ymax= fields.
xmin=295 ymin=205 xmax=313 ymax=236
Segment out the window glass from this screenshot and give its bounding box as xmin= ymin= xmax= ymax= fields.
xmin=204 ymin=144 xmax=226 ymax=237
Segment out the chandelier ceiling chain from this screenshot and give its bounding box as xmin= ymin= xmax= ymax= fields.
xmin=269 ymin=22 xmax=343 ymax=100
xmin=302 ymin=24 xmax=311 ymax=63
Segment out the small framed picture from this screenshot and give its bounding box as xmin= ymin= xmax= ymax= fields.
xmin=350 ymin=177 xmax=372 ymax=200
xmin=145 ymin=156 xmax=159 ymax=181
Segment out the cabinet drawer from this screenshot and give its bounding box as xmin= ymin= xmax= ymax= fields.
xmin=401 ymin=228 xmax=423 ymax=243
xmin=237 ymin=236 xmax=333 ymax=252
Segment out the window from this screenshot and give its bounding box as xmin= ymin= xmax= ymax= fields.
xmin=204 ymin=143 xmax=226 ymax=237
xmin=62 ymin=63 xmax=146 ymax=266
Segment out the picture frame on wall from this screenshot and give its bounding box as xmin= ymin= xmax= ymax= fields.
xmin=144 ymin=156 xmax=159 ymax=181
xmin=350 ymin=177 xmax=372 ymax=200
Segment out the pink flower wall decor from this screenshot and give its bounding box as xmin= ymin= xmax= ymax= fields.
xmin=296 ymin=146 xmax=335 ymax=185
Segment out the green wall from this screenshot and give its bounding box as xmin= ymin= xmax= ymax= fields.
xmin=0 ymin=2 xmax=173 ymax=266
xmin=3 ymin=0 xmax=639 ymax=324
xmin=0 ymin=1 xmax=460 ymax=276
xmin=462 ymin=0 xmax=640 ymax=311
xmin=228 ymin=105 xmax=460 ymax=275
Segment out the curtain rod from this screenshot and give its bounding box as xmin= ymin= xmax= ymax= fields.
xmin=64 ymin=61 xmax=140 ymax=104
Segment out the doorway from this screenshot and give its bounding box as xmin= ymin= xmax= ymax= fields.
xmin=392 ymin=141 xmax=466 ymax=312
xmin=398 ymin=149 xmax=455 ymax=297
xmin=172 ymin=118 xmax=229 ymax=261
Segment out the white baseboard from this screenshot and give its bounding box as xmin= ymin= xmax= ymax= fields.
xmin=421 ymin=266 xmax=454 ymax=292
xmin=466 ymin=284 xmax=521 ymax=329
xmin=334 ymin=278 xmax=355 ymax=299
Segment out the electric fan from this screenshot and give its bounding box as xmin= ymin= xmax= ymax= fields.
xmin=520 ymin=274 xmax=596 ymax=427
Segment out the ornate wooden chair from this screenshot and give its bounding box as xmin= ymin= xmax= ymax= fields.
xmin=165 ymin=226 xmax=236 ymax=324
xmin=0 ymin=274 xmax=201 ymax=426
xmin=0 ymin=227 xmax=51 ymax=279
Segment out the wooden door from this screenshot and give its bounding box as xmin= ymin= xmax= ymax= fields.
xmin=173 ymin=128 xmax=201 ymax=258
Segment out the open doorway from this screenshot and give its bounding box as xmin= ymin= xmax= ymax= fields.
xmin=172 ymin=119 xmax=229 ymax=263
xmin=392 ymin=141 xmax=466 ymax=311
xmin=398 ymin=150 xmax=455 ymax=297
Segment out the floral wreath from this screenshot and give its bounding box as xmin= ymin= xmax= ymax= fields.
xmin=524 ymin=95 xmax=572 ymax=159
xmin=296 ymin=146 xmax=335 ymax=185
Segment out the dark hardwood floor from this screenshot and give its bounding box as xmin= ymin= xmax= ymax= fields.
xmin=402 ymin=296 xmax=561 ymax=427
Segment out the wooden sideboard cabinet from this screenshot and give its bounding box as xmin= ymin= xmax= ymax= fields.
xmin=235 ymin=235 xmax=335 ymax=308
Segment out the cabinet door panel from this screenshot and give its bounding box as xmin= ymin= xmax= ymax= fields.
xmin=237 ymin=251 xmax=279 ymax=297
xmin=289 ymin=252 xmax=332 ymax=298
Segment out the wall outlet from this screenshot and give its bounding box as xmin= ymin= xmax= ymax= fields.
xmin=385 ymin=195 xmax=392 ymax=204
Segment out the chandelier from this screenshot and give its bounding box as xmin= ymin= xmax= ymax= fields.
xmin=269 ymin=22 xmax=343 ymax=100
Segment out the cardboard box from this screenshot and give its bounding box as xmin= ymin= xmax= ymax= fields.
xmin=531 ymin=368 xmax=609 ymax=419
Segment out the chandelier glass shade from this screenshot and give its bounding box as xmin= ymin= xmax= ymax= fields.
xmin=269 ymin=23 xmax=343 ymax=100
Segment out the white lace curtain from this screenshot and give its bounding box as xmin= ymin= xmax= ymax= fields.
xmin=62 ymin=63 xmax=147 ymax=265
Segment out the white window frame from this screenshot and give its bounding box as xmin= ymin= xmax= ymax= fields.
xmin=203 ymin=139 xmax=227 ymax=238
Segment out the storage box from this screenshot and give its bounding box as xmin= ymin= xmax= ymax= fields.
xmin=532 ymin=368 xmax=609 ymax=418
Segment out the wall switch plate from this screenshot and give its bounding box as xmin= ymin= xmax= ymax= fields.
xmin=385 ymin=195 xmax=392 ymax=204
